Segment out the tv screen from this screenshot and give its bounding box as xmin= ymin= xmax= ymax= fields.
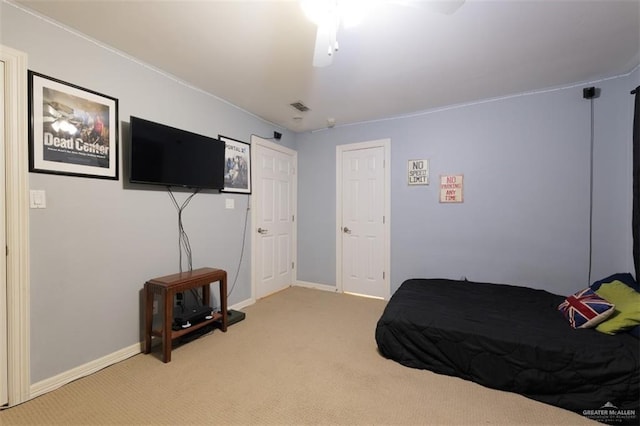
xmin=129 ymin=116 xmax=224 ymax=189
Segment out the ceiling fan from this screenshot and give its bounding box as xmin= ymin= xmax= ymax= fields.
xmin=301 ymin=0 xmax=466 ymax=67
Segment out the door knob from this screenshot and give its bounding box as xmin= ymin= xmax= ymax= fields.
xmin=343 ymin=226 xmax=351 ymax=234
xmin=257 ymin=227 xmax=268 ymax=234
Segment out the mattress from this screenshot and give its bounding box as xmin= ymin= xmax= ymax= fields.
xmin=375 ymin=278 xmax=639 ymax=423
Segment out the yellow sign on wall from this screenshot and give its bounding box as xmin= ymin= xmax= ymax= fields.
xmin=439 ymin=174 xmax=464 ymax=203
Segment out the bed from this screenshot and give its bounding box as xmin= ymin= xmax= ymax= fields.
xmin=375 ymin=278 xmax=639 ymax=424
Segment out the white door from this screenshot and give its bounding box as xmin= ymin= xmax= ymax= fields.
xmin=252 ymin=137 xmax=297 ymax=299
xmin=337 ymin=140 xmax=390 ymax=299
xmin=0 ymin=59 xmax=8 ymax=406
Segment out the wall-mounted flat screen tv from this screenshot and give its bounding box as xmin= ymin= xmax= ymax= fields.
xmin=129 ymin=116 xmax=224 ymax=189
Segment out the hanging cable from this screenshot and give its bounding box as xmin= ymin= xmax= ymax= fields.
xmin=583 ymin=86 xmax=599 ymax=284
xmin=228 ymin=195 xmax=250 ymax=300
xmin=588 ymin=96 xmax=594 ymax=284
xmin=167 ymin=187 xmax=200 ymax=273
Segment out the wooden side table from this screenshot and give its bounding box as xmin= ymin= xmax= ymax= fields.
xmin=144 ymin=267 xmax=228 ymax=363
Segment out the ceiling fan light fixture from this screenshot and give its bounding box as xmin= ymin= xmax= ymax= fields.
xmin=300 ymin=0 xmax=338 ymax=28
xmin=300 ymin=0 xmax=376 ymax=29
xmin=337 ymin=0 xmax=375 ymax=28
xmin=301 ymin=0 xmax=382 ymax=67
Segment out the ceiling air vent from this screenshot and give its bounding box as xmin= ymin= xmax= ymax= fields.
xmin=290 ymin=101 xmax=310 ymax=112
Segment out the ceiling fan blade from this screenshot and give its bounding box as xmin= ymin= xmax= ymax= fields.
xmin=313 ymin=24 xmax=336 ymax=68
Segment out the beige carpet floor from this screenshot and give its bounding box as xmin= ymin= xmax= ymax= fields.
xmin=1 ymin=286 xmax=596 ymax=425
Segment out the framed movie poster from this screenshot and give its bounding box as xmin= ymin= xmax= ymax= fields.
xmin=28 ymin=71 xmax=119 ymax=180
xmin=219 ymin=135 xmax=251 ymax=194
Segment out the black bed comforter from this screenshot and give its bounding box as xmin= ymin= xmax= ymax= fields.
xmin=375 ymin=279 xmax=639 ymax=421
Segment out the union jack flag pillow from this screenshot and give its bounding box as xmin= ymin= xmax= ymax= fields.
xmin=558 ymin=288 xmax=615 ymax=329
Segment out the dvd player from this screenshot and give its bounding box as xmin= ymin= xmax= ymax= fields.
xmin=173 ymin=305 xmax=213 ymax=331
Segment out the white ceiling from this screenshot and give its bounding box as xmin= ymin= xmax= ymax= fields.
xmin=15 ymin=0 xmax=640 ymax=133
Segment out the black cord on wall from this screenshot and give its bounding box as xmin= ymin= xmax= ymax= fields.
xmin=583 ymin=86 xmax=599 ymax=284
xmin=167 ymin=186 xmax=200 ymax=273
xmin=227 ymin=195 xmax=250 ymax=300
xmin=588 ymin=96 xmax=594 ymax=285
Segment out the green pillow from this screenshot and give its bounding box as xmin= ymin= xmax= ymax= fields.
xmin=595 ymin=280 xmax=640 ymax=334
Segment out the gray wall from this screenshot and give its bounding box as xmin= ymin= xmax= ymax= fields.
xmin=296 ymin=72 xmax=637 ymax=295
xmin=2 ymin=3 xmax=293 ymax=383
xmin=591 ymin=70 xmax=638 ymax=277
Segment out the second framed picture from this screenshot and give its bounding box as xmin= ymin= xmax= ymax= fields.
xmin=219 ymin=135 xmax=251 ymax=194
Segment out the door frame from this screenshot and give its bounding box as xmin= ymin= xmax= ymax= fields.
xmin=0 ymin=53 xmax=6 ymax=407
xmin=250 ymin=136 xmax=297 ymax=300
xmin=336 ymin=139 xmax=391 ymax=299
xmin=1 ymin=44 xmax=31 ymax=406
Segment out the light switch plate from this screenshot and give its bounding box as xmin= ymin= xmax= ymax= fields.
xmin=29 ymin=190 xmax=46 ymax=209
xmin=225 ymin=198 xmax=235 ymax=209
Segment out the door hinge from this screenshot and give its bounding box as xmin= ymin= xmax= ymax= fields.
xmin=5 ymin=246 xmax=8 ymax=256
xmin=292 ymin=261 xmax=295 ymax=270
xmin=383 ymin=216 xmax=385 ymax=224
xmin=292 ymin=214 xmax=295 ymax=222
xmin=383 ymin=271 xmax=385 ymax=279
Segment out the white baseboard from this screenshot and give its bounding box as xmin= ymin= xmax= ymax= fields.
xmin=230 ymin=298 xmax=255 ymax=311
xmin=294 ymin=280 xmax=339 ymax=293
xmin=27 ymin=297 xmax=256 ymax=402
xmin=30 ymin=343 xmax=141 ymax=400
xmin=22 ymin=293 xmax=299 ymax=404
